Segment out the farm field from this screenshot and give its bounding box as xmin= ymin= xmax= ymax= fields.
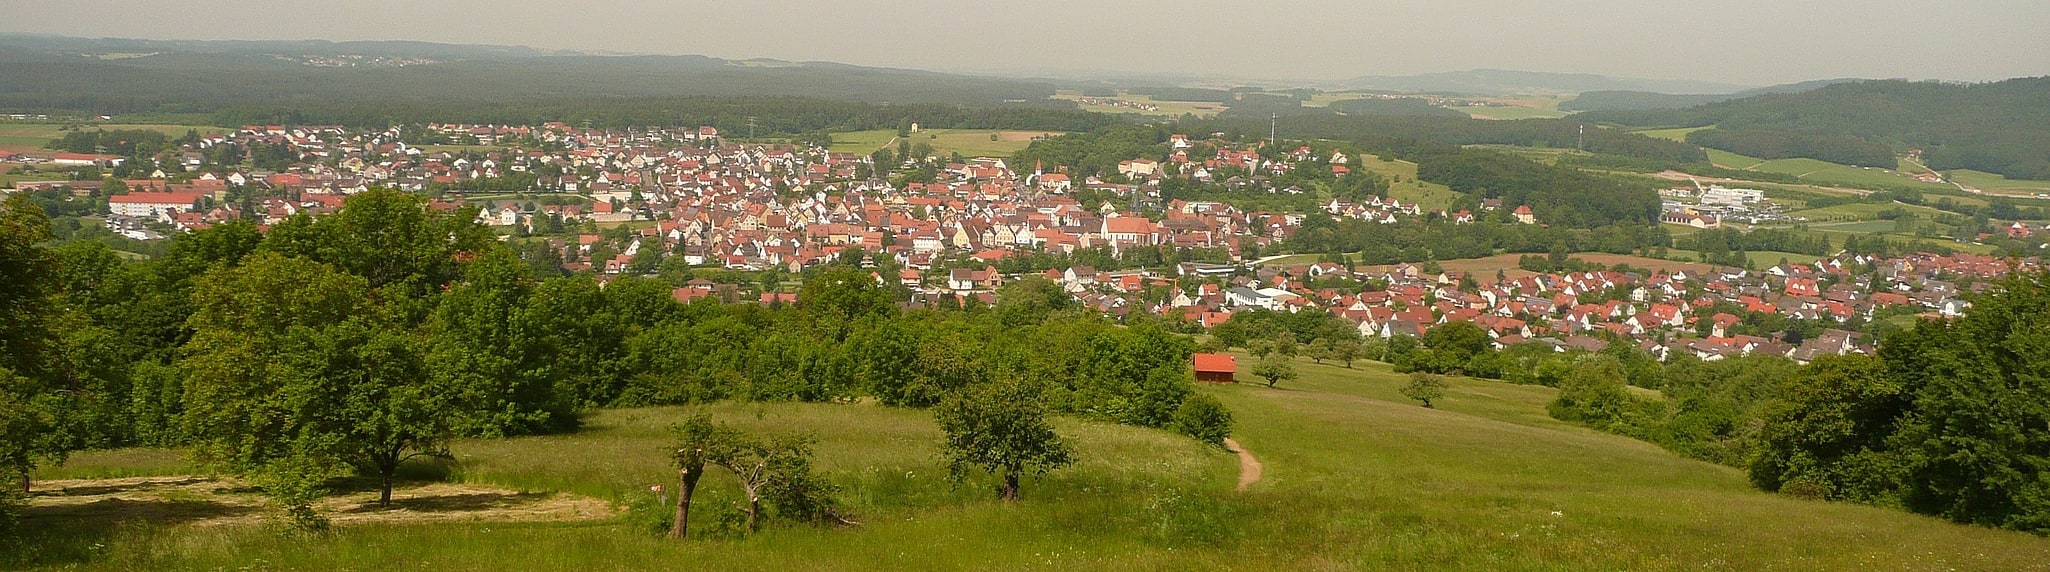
xmin=1632 ymin=127 xmax=1708 ymax=142
xmin=828 ymin=129 xmax=1061 ymax=158
xmin=1050 ymin=91 xmax=1227 ymax=117
xmin=1786 ymin=201 xmax=1952 ymax=222
xmin=1947 ymin=169 xmax=2050 ymax=196
xmin=1702 ymin=147 xmax=1954 ymax=192
xmin=20 ymin=358 xmax=2050 ymax=570
xmin=0 ymin=123 xmax=223 ymax=153
xmin=1448 ymin=96 xmax=1570 ymax=120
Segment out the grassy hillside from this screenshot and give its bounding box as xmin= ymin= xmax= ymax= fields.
xmin=20 ymin=359 xmax=2050 ymax=570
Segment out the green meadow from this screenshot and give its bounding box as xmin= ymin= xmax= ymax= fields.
xmin=18 ymin=357 xmax=2050 ymax=570
xmin=828 ymin=129 xmax=1059 ymax=158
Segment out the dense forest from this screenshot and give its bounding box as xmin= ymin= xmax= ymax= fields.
xmin=0 ymin=43 xmax=1061 ymax=115
xmin=1582 ymin=77 xmax=2050 ymax=179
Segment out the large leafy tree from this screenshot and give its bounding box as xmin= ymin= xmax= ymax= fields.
xmin=1748 ymin=354 xmax=1908 ymax=503
xmin=936 ymin=380 xmax=1074 ymax=501
xmin=182 ymin=253 xmax=459 ymax=518
xmin=1882 ymin=271 xmax=2050 ymax=533
xmin=0 ymin=196 xmax=61 ymax=525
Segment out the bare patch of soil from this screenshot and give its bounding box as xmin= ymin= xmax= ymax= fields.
xmin=27 ymin=476 xmax=613 ymax=528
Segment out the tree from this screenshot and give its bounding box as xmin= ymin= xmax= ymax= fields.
xmin=1305 ymin=338 xmax=1334 ymax=364
xmin=1878 ymin=270 xmax=2050 ymax=532
xmin=1 ymin=196 xmax=64 ymax=528
xmin=935 ymin=380 xmax=1074 ymax=501
xmin=1401 ymin=373 xmax=1448 ymax=408
xmin=1748 ymin=354 xmax=1905 ymax=502
xmin=181 ymin=253 xmax=461 ymax=522
xmin=1546 ymin=356 xmax=1633 ymax=429
xmin=1332 ymin=339 xmax=1361 ymax=368
xmin=1250 ymin=354 xmax=1297 ymax=388
xmin=1171 ymin=393 xmax=1234 ymax=447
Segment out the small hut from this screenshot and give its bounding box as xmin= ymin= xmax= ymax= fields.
xmin=1192 ymin=353 xmax=1237 ymax=383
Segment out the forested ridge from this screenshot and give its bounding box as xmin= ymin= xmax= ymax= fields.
xmin=1582 ymin=77 xmax=2050 ymax=179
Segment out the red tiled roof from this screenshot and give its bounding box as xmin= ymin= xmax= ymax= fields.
xmin=1192 ymin=353 xmax=1237 ymax=373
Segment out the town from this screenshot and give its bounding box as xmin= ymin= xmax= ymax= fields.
xmin=6 ymin=120 xmax=2038 ymax=367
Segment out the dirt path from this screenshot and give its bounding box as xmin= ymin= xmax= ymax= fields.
xmin=1224 ymin=438 xmax=1263 ymax=492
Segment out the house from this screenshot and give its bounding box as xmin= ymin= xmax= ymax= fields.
xmin=1192 ymin=353 xmax=1237 ymax=383
xmin=948 ymin=266 xmax=1001 ymax=291
xmin=1513 ymin=205 xmax=1536 ymax=224
xmin=108 ymin=191 xmax=207 ymax=221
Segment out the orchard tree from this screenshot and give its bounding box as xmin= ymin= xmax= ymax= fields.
xmin=936 ymin=380 xmax=1074 ymax=501
xmin=1401 ymin=373 xmax=1448 ymax=408
xmin=667 ymin=413 xmax=735 ymax=539
xmin=1250 ymin=354 xmax=1297 ymax=388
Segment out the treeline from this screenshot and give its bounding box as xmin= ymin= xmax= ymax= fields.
xmin=1583 ymin=77 xmax=2050 ymax=179
xmin=1685 ymin=128 xmax=1896 ymax=169
xmin=0 ymin=191 xmax=1232 ymax=532
xmin=1550 ymin=272 xmax=2050 ymax=535
xmin=208 ymin=97 xmax=1122 ymax=135
xmin=1416 ymin=148 xmax=1665 ymax=226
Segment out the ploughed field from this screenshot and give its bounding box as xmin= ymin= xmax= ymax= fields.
xmin=18 ymin=358 xmax=2049 ymax=570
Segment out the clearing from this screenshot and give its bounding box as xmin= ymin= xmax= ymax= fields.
xmin=828 ymin=129 xmax=1061 ymax=158
xmin=27 ymin=476 xmax=610 ymax=528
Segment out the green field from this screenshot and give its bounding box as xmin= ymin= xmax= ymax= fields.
xmin=1744 ymin=250 xmax=1825 ymax=267
xmin=1632 ymin=127 xmax=1708 ymax=142
xmin=1946 ymin=169 xmax=2050 ymax=196
xmin=1350 ymin=153 xmax=1462 ymax=210
xmin=20 ymin=357 xmax=2050 ymax=570
xmin=1051 ymin=91 xmax=1228 ymax=117
xmin=0 ymin=123 xmax=223 ymax=152
xmin=1787 ymin=201 xmax=1951 ymax=222
xmin=829 ymin=129 xmax=1061 ymax=158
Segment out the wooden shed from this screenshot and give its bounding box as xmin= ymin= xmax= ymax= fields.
xmin=1192 ymin=353 xmax=1237 ymax=383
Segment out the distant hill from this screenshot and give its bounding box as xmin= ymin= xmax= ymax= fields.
xmin=1560 ymin=79 xmax=1861 ymax=112
xmin=1583 ymin=77 xmax=2050 ymax=180
xmin=1336 ymin=69 xmax=1750 ymax=96
xmin=0 ymin=35 xmax=1063 ymax=115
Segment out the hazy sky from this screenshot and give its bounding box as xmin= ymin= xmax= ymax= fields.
xmin=4 ymin=0 xmax=2047 ymax=86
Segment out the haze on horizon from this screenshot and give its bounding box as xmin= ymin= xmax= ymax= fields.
xmin=4 ymin=0 xmax=2047 ymax=88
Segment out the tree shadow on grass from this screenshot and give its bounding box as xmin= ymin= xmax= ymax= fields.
xmin=27 ymin=476 xmax=213 ymax=498
xmin=9 ymin=498 xmax=261 ymax=568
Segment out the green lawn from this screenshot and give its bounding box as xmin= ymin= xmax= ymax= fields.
xmin=21 ymin=359 xmax=2050 ymax=570
xmin=829 ymin=129 xmax=1060 ymax=158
